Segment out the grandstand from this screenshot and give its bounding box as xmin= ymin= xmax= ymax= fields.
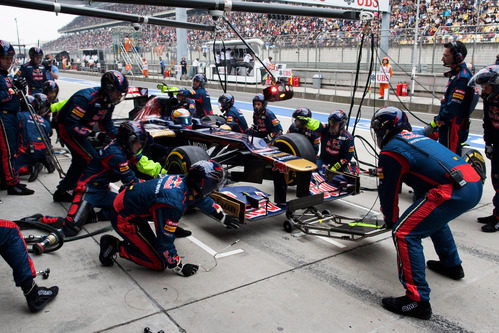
xmin=41 ymin=1 xmax=498 ymax=69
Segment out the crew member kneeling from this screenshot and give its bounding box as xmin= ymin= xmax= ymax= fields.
xmin=99 ymin=160 xmax=240 ymax=276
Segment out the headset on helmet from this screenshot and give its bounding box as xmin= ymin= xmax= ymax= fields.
xmin=32 ymin=93 xmax=51 ymax=116
xmin=28 ymin=47 xmax=43 ymax=59
xmin=328 ymin=110 xmax=347 ymax=136
xmin=292 ymin=108 xmax=312 ymax=129
xmin=171 ymin=108 xmax=193 ymax=128
xmin=42 ymin=80 xmax=59 ymax=103
xmin=252 ymin=94 xmax=267 ymax=112
xmin=100 ymin=70 xmax=129 ymax=105
xmin=445 ymin=41 xmax=466 ymax=64
xmin=192 ymin=73 xmax=206 ymax=88
xmin=218 ymin=93 xmax=234 ymax=111
xmin=0 ymin=40 xmax=15 ymax=58
xmin=117 ymin=121 xmax=148 ymax=157
xmin=370 ymin=107 xmax=412 ymax=149
xmin=185 ymin=160 xmax=226 ymax=199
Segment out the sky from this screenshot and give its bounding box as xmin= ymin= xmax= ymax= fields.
xmin=0 ymin=5 xmax=74 ymax=47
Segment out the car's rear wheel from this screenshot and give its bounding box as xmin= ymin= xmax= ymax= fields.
xmin=165 ymin=145 xmax=210 ymax=174
xmin=273 ymin=133 xmax=317 ymax=185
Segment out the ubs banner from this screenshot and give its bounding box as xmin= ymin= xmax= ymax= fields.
xmin=281 ymin=0 xmax=390 ymax=13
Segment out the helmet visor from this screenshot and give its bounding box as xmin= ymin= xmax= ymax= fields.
xmin=176 ymin=116 xmax=192 ymax=128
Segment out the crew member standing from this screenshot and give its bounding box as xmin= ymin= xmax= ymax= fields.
xmin=17 ymin=47 xmax=47 ymax=94
xmin=178 ymin=74 xmax=213 ymax=118
xmin=0 ymin=40 xmax=34 ymax=195
xmin=0 ymin=219 xmax=58 ymax=312
xmin=371 ymin=106 xmax=482 ymax=320
xmin=247 ymin=94 xmax=282 ymax=142
xmin=53 ymin=71 xmax=128 ymax=202
xmin=430 ymin=41 xmax=474 ymax=155
xmin=300 ymin=110 xmax=355 ymax=172
xmin=470 ymin=65 xmax=499 ymax=232
xmin=218 ymin=93 xmax=248 ymax=134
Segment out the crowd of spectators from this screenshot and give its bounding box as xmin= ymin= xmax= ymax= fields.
xmin=58 ymin=4 xmax=170 ymax=31
xmin=43 ymin=1 xmax=499 ymax=52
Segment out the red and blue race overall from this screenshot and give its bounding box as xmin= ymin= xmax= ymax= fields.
xmin=378 ymin=130 xmax=482 ymax=302
xmin=112 ymin=175 xmax=225 ymax=270
xmin=63 ymin=140 xmax=139 ymax=229
xmin=435 ymin=62 xmax=473 ymax=155
xmin=55 ymin=87 xmax=117 ymax=193
xmin=16 ymin=61 xmax=47 ymax=95
xmin=0 ymin=68 xmax=21 ymax=186
xmin=483 ymin=93 xmax=499 ymax=221
xmin=0 ymin=220 xmax=36 ymax=289
xmin=225 ymin=105 xmax=249 ymax=134
xmin=178 ymin=87 xmax=213 ymax=118
xmin=15 ymin=110 xmax=52 ymax=172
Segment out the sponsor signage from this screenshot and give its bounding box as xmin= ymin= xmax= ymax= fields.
xmin=279 ymin=0 xmax=390 ymax=13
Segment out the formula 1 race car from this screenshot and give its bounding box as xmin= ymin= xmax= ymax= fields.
xmin=130 ymin=93 xmax=317 ymax=204
xmin=125 ymin=86 xmax=361 ymax=225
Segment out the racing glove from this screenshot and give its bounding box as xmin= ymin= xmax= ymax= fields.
xmin=297 ymin=116 xmax=320 ymax=131
xmin=171 ymin=261 xmax=199 ymax=277
xmin=221 ymin=214 xmax=241 ymax=229
xmin=329 ymin=159 xmax=347 ymax=172
xmin=13 ymin=76 xmax=27 ymax=91
xmin=423 ymin=121 xmax=438 ymax=137
xmin=485 ymin=145 xmax=493 ymax=160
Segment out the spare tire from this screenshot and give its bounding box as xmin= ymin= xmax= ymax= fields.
xmin=165 ymin=145 xmax=210 ymax=174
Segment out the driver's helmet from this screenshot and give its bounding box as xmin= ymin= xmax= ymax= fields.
xmin=171 ymin=108 xmax=193 ymax=129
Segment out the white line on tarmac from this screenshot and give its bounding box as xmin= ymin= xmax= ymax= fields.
xmin=337 ymin=198 xmax=382 ymax=214
xmin=187 ymin=236 xmax=244 ymax=258
xmin=111 ymin=184 xmax=243 ymax=258
xmin=317 ymin=236 xmax=347 ymax=248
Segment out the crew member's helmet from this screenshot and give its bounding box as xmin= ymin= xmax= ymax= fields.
xmin=292 ymin=108 xmax=312 ymax=129
xmin=328 ymin=110 xmax=348 ymax=137
xmin=252 ymin=94 xmax=267 ymax=113
xmin=171 ymin=108 xmax=193 ymax=129
xmin=31 ymin=93 xmax=51 ymax=117
xmin=116 ymin=121 xmax=148 ymax=156
xmin=28 ymin=47 xmax=43 ymax=59
xmin=42 ymin=80 xmax=59 ymax=103
xmin=0 ymin=40 xmax=15 ymax=58
xmin=469 ymin=64 xmax=499 ymax=102
xmin=370 ymin=106 xmax=411 ymax=149
xmin=100 ymin=70 xmax=129 ymax=105
xmin=185 ymin=160 xmax=226 ymax=199
xmin=192 ymin=73 xmax=206 ymax=88
xmin=218 ymin=93 xmax=235 ymax=111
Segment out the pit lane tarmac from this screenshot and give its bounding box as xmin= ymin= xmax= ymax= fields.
xmin=0 ymin=74 xmax=497 ymax=333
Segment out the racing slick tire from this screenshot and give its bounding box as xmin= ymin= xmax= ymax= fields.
xmin=273 ymin=133 xmax=316 ymax=186
xmin=165 ymin=145 xmax=210 ymax=174
xmin=461 ymin=146 xmax=486 ymax=183
xmin=273 ymin=133 xmax=316 ymax=163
